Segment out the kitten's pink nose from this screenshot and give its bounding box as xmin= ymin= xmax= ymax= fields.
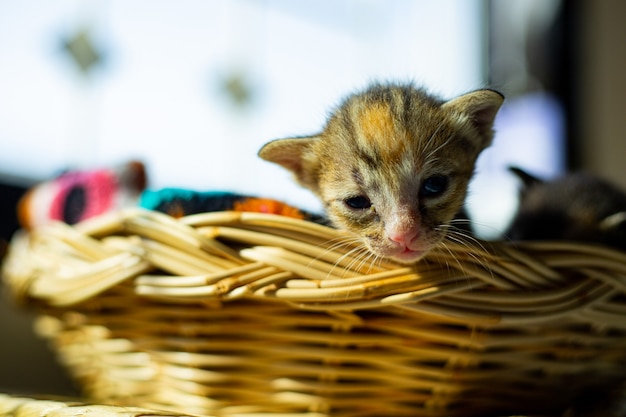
xmin=388 ymin=228 xmax=420 ymax=246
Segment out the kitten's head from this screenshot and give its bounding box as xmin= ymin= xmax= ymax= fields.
xmin=259 ymin=83 xmax=504 ymax=263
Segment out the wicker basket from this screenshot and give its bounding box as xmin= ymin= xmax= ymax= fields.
xmin=3 ymin=208 xmax=626 ymax=417
xmin=0 ymin=393 xmax=199 ymax=417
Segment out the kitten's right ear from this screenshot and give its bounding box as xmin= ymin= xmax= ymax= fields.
xmin=258 ymin=137 xmax=320 ymax=188
xmin=600 ymin=211 xmax=626 ymax=232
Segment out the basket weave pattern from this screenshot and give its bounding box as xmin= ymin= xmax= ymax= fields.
xmin=4 ymin=209 xmax=626 ymax=416
xmin=0 ymin=394 xmax=199 ymax=417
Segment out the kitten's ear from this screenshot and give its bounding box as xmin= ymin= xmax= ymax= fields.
xmin=600 ymin=212 xmax=626 ymax=251
xmin=442 ymin=89 xmax=504 ymax=147
xmin=508 ymin=166 xmax=543 ymax=188
xmin=600 ymin=212 xmax=626 ymax=232
xmin=258 ymin=137 xmax=320 ymax=188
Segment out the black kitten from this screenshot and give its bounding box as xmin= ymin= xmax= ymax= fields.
xmin=506 ymin=166 xmax=626 ymax=250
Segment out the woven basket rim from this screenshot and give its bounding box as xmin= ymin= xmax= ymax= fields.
xmin=5 ymin=208 xmax=626 ymax=325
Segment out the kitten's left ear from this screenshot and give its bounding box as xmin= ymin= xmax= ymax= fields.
xmin=442 ymin=89 xmax=504 ymax=148
xmin=508 ymin=166 xmax=543 ymax=189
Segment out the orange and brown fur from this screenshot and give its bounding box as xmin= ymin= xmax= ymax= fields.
xmin=259 ymin=83 xmax=504 ymax=263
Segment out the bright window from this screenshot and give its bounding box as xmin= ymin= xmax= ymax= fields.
xmin=0 ymin=0 xmax=484 ymax=213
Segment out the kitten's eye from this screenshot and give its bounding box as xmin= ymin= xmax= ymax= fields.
xmin=421 ymin=175 xmax=449 ymax=198
xmin=344 ymin=195 xmax=372 ymax=210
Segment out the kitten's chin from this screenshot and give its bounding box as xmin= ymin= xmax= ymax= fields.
xmin=388 ymin=248 xmax=427 ymax=264
xmin=367 ymin=244 xmax=429 ymax=264
xmin=372 ymin=239 xmax=442 ymax=264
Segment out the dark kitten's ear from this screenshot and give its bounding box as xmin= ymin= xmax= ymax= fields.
xmin=258 ymin=136 xmax=320 ymax=189
xmin=508 ymin=166 xmax=543 ymax=189
xmin=600 ymin=212 xmax=626 ymax=250
xmin=600 ymin=212 xmax=626 ymax=232
xmin=441 ymin=89 xmax=504 ymax=148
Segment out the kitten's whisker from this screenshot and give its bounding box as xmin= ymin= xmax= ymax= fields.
xmin=418 ymin=122 xmax=445 ymax=159
xmin=300 ymin=235 xmax=366 ymax=279
xmin=323 ymin=240 xmax=373 ymax=278
xmin=434 ymin=237 xmax=458 ymax=278
xmin=449 ymin=217 xmax=506 ymax=241
xmin=445 ymin=226 xmax=493 ymax=262
xmin=434 ymin=231 xmax=469 ymax=277
xmin=371 ymin=252 xmax=386 ymax=273
xmin=318 ymin=235 xmax=363 ymax=258
xmin=341 ymin=245 xmax=375 ymax=276
xmin=422 ymin=123 xmax=453 ymax=167
xmin=440 ymin=227 xmax=495 ymax=283
xmin=359 ymin=249 xmax=380 ymax=275
xmin=340 ymin=245 xmax=370 ymax=270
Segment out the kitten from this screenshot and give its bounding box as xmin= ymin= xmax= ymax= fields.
xmin=259 ymin=82 xmax=504 ymax=263
xmin=501 ymin=171 xmax=626 ymax=417
xmin=506 ymin=166 xmax=626 ymax=250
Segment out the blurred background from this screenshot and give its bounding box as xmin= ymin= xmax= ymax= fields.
xmin=0 ymin=0 xmax=625 ymax=397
